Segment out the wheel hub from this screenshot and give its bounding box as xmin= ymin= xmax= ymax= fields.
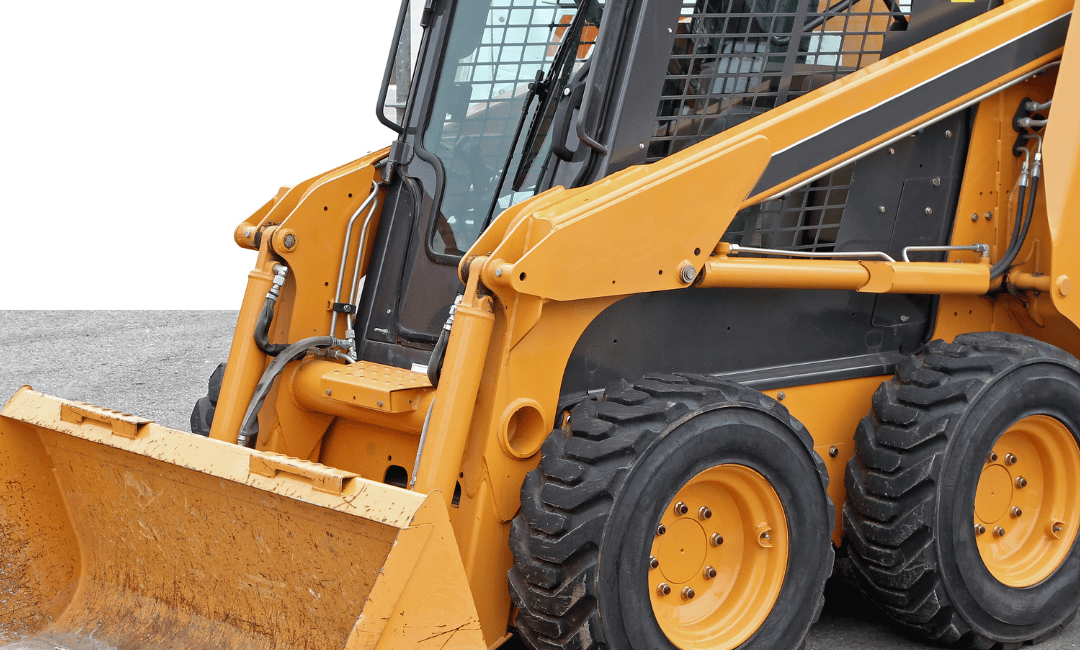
xmin=974 ymin=415 xmax=1080 ymax=587
xmin=649 ymin=464 xmax=788 ymax=650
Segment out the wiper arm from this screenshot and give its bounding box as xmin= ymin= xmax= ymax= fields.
xmin=510 ymin=0 xmax=595 ymax=191
xmin=480 ymin=70 xmax=548 ymax=232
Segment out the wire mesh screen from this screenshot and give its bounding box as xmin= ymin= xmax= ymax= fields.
xmin=649 ymin=0 xmax=904 ymax=253
xmin=720 ymin=165 xmax=853 ymax=250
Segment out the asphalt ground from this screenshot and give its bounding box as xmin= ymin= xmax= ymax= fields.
xmin=1 ymin=310 xmax=1079 ymax=650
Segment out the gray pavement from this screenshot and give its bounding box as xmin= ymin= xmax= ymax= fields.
xmin=1 ymin=311 xmax=1078 ymax=650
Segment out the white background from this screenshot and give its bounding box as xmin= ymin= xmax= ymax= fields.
xmin=2 ymin=2 xmax=400 ymax=308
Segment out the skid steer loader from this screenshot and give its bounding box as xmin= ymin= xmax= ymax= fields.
xmin=5 ymin=0 xmax=1080 ymax=647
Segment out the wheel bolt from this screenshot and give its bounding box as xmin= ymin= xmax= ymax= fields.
xmin=649 ymin=556 xmax=659 ymax=570
xmin=988 ymin=451 xmax=999 ymax=463
xmin=681 ymin=587 xmax=695 ymax=600
xmin=975 ymin=524 xmax=986 ymax=536
xmin=1016 ymin=476 xmax=1028 ymax=488
xmin=674 ymin=501 xmax=688 ymax=516
xmin=994 ymin=526 xmax=1006 ymax=537
xmin=703 ymin=566 xmax=717 ymax=579
xmin=657 ymin=524 xmax=666 ymax=536
xmin=657 ymin=583 xmax=671 ymax=596
xmin=1005 ymin=453 xmax=1018 ymax=465
xmin=1011 ymin=507 xmax=1023 ymax=518
xmin=711 ymin=533 xmax=724 ymax=546
xmin=698 ymin=506 xmax=712 ymax=520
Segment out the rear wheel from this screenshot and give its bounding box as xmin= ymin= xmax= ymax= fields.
xmin=844 ymin=332 xmax=1080 ymax=648
xmin=509 ymin=375 xmax=833 ymax=650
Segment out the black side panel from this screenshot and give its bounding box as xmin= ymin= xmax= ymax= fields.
xmin=561 ymin=112 xmax=971 ymax=394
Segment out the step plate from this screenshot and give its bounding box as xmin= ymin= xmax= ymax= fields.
xmin=320 ymin=361 xmax=432 ymax=413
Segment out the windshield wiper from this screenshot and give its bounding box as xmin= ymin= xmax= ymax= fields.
xmin=480 ymin=70 xmax=549 ymax=232
xmin=510 ymin=0 xmax=596 ymax=192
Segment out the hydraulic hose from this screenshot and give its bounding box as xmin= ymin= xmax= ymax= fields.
xmin=254 ymin=264 xmax=289 ymax=355
xmin=237 ymin=335 xmax=347 ymax=447
xmin=990 ymin=155 xmax=1040 ymax=280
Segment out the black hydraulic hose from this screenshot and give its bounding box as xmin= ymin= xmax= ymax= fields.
xmin=990 ymin=175 xmax=1039 ymax=280
xmin=254 ymin=264 xmax=289 ymax=355
xmin=237 ymin=336 xmax=341 ymax=448
xmin=254 ymin=297 xmax=289 ymax=356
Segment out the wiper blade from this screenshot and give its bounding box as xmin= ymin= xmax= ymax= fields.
xmin=480 ymin=70 xmax=548 ymax=231
xmin=510 ymin=0 xmax=595 ymax=192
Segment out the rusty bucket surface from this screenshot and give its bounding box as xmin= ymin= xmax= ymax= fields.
xmin=0 ymin=388 xmax=485 ymax=650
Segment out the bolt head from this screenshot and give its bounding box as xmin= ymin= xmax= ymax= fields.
xmin=681 ymin=587 xmax=695 ymax=600
xmin=945 ymin=129 xmax=953 ymax=138
xmin=674 ymin=502 xmax=688 ymax=516
xmin=829 ymin=446 xmax=839 ymax=457
xmin=1016 ymin=476 xmax=1028 ymax=488
xmin=657 ymin=583 xmax=671 ymax=596
xmin=703 ymin=566 xmax=717 ymax=579
xmin=994 ymin=526 xmax=1006 ymax=537
xmin=988 ymin=451 xmax=998 ymax=462
xmin=1005 ymin=453 xmax=1017 ymax=465
xmin=975 ymin=524 xmax=986 ymax=536
xmin=657 ymin=524 xmax=666 ymax=536
xmin=679 ymin=263 xmax=697 ymax=284
xmin=971 ymin=213 xmax=979 ymax=222
xmin=283 ymin=233 xmax=296 ymax=249
xmin=933 ymin=177 xmax=941 ymax=186
xmin=985 ymin=211 xmax=993 ymax=221
xmin=638 ymin=143 xmax=645 ymax=150
xmin=494 ymin=268 xmax=503 ymax=277
xmin=878 ymin=205 xmax=886 ymax=213
xmin=649 ymin=556 xmax=659 ymax=570
xmin=1011 ymin=506 xmax=1023 ymax=518
xmin=710 ymin=533 xmax=724 ymax=546
xmin=698 ymin=506 xmax=712 ymax=520
xmin=888 ymin=147 xmax=895 ymax=155
xmin=925 ymin=207 xmax=933 ymax=215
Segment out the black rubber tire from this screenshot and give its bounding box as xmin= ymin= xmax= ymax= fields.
xmin=844 ymin=332 xmax=1080 ymax=648
xmin=509 ymin=374 xmax=834 ymax=650
xmin=189 ymin=362 xmax=226 ymax=435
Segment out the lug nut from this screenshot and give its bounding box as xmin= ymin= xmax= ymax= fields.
xmin=657 ymin=583 xmax=671 ymax=596
xmin=657 ymin=524 xmax=667 ymax=536
xmin=649 ymin=556 xmax=659 ymax=570
xmin=975 ymin=524 xmax=986 ymax=536
xmin=1016 ymin=476 xmax=1028 ymax=488
xmin=674 ymin=502 xmax=688 ymax=516
xmin=994 ymin=526 xmax=1006 ymax=537
xmin=703 ymin=566 xmax=717 ymax=579
xmin=710 ymin=533 xmax=724 ymax=546
xmin=681 ymin=587 xmax=695 ymax=600
xmin=1011 ymin=507 xmax=1023 ymax=518
xmin=1005 ymin=453 xmax=1017 ymax=465
xmin=698 ymin=506 xmax=712 ymax=520
xmin=829 ymin=446 xmax=839 ymax=457
xmin=988 ymin=451 xmax=999 ymax=463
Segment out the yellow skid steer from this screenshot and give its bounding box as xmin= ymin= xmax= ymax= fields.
xmin=6 ymin=0 xmax=1080 ymax=647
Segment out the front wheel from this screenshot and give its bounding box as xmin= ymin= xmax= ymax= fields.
xmin=509 ymin=375 xmax=834 ymax=650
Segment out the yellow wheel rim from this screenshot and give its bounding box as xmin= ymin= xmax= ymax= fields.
xmin=975 ymin=415 xmax=1080 ymax=587
xmin=649 ymin=464 xmax=788 ymax=650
